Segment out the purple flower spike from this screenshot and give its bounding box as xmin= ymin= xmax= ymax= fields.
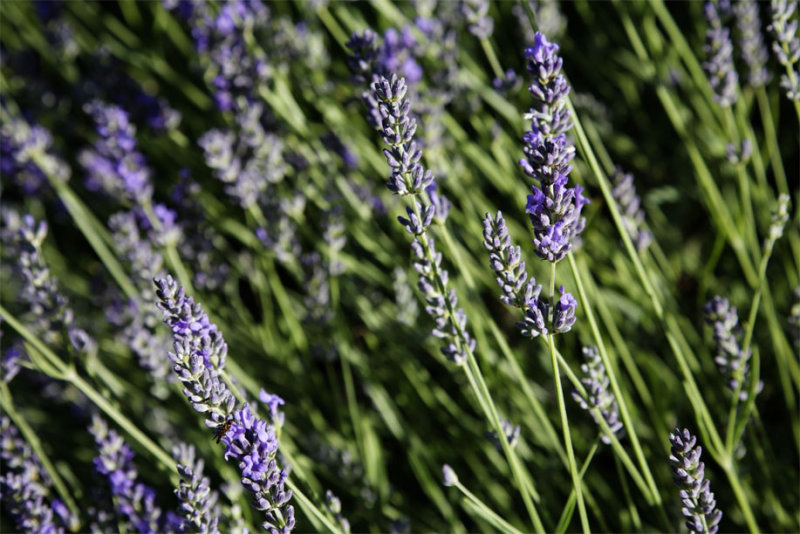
xmin=668 ymin=428 xmax=723 ymax=534
xmin=572 ymin=346 xmax=623 ymax=444
xmin=0 ymin=417 xmax=78 ymax=533
xmin=221 ymin=405 xmax=295 ymax=534
xmin=89 ymin=415 xmax=168 ymax=534
xmin=520 ymin=33 xmax=588 ymax=264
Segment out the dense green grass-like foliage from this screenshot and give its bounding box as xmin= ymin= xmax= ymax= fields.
xmin=1 ymin=1 xmax=798 ymax=532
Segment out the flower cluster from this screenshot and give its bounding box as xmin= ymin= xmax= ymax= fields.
xmin=366 ymin=73 xmax=474 ymax=364
xmin=155 ymin=277 xmax=294 ymax=531
xmin=734 ymin=0 xmax=771 ymax=88
xmin=12 ymin=215 xmax=95 ymax=355
xmin=89 ymin=415 xmax=180 ymax=533
xmin=703 ymin=1 xmax=739 ymax=107
xmin=769 ymin=0 xmax=800 ymax=100
xmin=482 ymin=211 xmax=577 ymax=337
xmin=108 ymin=210 xmax=173 ymax=388
xmin=0 ymin=416 xmax=77 ymax=533
xmin=173 ymin=443 xmax=221 ymax=534
xmin=610 ymin=168 xmax=653 ymax=252
xmin=668 ymin=428 xmax=723 ymax=534
xmin=221 ymin=405 xmax=295 ymax=534
xmin=324 ymin=490 xmax=351 ymax=534
xmin=520 ymin=32 xmax=588 ymax=263
xmin=155 ymin=275 xmax=236 ymax=430
xmin=486 ymin=419 xmax=521 ymax=451
xmin=572 ymin=346 xmax=623 ymax=444
xmin=703 ymin=296 xmax=757 ymax=400
xmin=79 ymin=101 xmax=153 ymax=205
xmin=461 ymin=0 xmax=494 ymax=40
xmin=1 ymin=111 xmax=69 ymax=194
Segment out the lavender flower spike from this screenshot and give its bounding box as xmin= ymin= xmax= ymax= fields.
xmin=704 ymin=1 xmax=739 ymax=107
xmin=734 ymin=0 xmax=771 ymax=88
xmin=155 ymin=277 xmax=294 ymax=532
xmin=0 ymin=416 xmax=78 ymax=533
xmin=768 ymin=0 xmax=800 ymax=100
xmin=520 ymin=33 xmax=589 ymax=263
xmin=572 ymin=346 xmax=623 ymax=444
xmin=482 ymin=211 xmax=576 ymax=337
xmin=89 ymin=414 xmax=175 ymax=533
xmin=704 ymin=296 xmax=759 ymax=400
xmin=221 ymin=405 xmax=295 ymax=534
xmin=173 ymin=443 xmax=221 ymax=534
xmin=368 ymin=73 xmax=475 ymax=364
xmin=668 ymin=428 xmax=723 ymax=534
xmin=155 ymin=275 xmax=236 ymax=430
xmin=610 ymin=168 xmax=652 ymax=252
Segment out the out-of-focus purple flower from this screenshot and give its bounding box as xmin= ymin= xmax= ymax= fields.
xmin=486 ymin=419 xmax=521 ymax=451
xmin=725 ymin=139 xmax=753 ymax=165
xmin=259 ymin=389 xmax=286 ymax=429
xmin=734 ymin=0 xmax=771 ymax=87
xmin=668 ymin=428 xmax=723 ymax=534
xmin=324 ymin=490 xmax=351 ymax=534
xmin=80 ymin=101 xmax=153 ymax=205
xmin=610 ymin=168 xmax=652 ymax=253
xmin=520 ymin=33 xmax=588 ymax=263
xmin=173 ymin=443 xmax=221 ymax=534
xmin=0 ymin=416 xmax=78 ymax=533
xmin=493 ymin=68 xmax=522 ymax=94
xmin=703 ymin=296 xmax=760 ymax=400
xmin=461 ymin=0 xmax=494 ymax=39
xmin=704 ymin=2 xmax=739 ymax=107
xmin=221 ymin=405 xmax=295 ymax=534
xmin=768 ymin=0 xmax=800 ymax=100
xmin=442 ymin=464 xmax=458 ymax=487
xmin=1 ymin=111 xmax=70 ymax=193
xmin=572 ymin=346 xmax=623 ymax=444
xmin=89 ymin=415 xmax=176 ymax=533
xmin=108 ymin=211 xmax=173 ymax=389
xmin=11 ymin=215 xmax=96 ymax=356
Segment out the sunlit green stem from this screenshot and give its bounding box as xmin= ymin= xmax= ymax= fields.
xmin=549 ymin=263 xmax=589 ymax=534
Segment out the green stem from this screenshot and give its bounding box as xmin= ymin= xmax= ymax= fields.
xmin=0 ymin=305 xmax=176 ymax=472
xmin=480 ymin=37 xmax=504 ymax=80
xmin=454 ymin=479 xmax=525 ymax=534
xmin=286 ymin=480 xmax=344 ymax=534
xmin=567 ymin=254 xmax=661 ymax=504
xmin=723 ymin=462 xmax=760 ymax=534
xmin=549 ymin=262 xmax=589 ymax=534
xmin=555 ymin=440 xmax=600 ymax=534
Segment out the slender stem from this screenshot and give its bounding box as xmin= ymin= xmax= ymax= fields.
xmin=0 ymin=305 xmax=176 ymax=472
xmin=567 ymin=254 xmax=662 ymax=504
xmin=723 ymin=463 xmax=760 ymax=534
xmin=548 ymin=333 xmax=589 ymax=534
xmin=549 ymin=262 xmax=589 ymax=534
xmin=454 ymin=479 xmax=525 ymax=534
xmin=756 ymin=87 xmax=789 ymax=196
xmin=286 ymin=480 xmax=344 ymax=534
xmin=555 ymin=440 xmax=599 ymax=534
xmin=480 ymin=37 xmax=504 ymax=80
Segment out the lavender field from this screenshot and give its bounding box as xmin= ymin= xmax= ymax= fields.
xmin=1 ymin=0 xmax=798 ymax=532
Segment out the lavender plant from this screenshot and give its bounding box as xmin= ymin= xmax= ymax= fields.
xmin=0 ymin=416 xmax=77 ymax=533
xmin=154 ymin=276 xmax=295 ymax=533
xmin=768 ymin=0 xmax=800 ymax=101
xmin=704 ymin=1 xmax=739 ymax=107
xmin=572 ymin=346 xmax=624 ymax=444
xmin=668 ymin=428 xmax=723 ymax=534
